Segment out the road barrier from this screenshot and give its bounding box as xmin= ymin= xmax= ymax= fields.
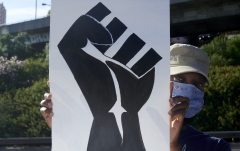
xmin=0 ymin=132 xmax=239 ymax=150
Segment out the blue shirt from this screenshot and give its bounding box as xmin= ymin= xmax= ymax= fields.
xmin=178 ymin=125 xmax=231 ymax=151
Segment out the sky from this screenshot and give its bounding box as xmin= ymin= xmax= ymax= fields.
xmin=0 ymin=0 xmax=51 ymax=24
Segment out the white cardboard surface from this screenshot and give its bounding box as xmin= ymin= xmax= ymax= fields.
xmin=50 ymin=0 xmax=170 ymax=150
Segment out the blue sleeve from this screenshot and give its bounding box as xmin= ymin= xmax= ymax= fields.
xmin=215 ymin=139 xmax=231 ymax=151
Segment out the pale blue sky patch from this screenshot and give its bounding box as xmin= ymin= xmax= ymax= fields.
xmin=0 ymin=0 xmax=51 ymax=24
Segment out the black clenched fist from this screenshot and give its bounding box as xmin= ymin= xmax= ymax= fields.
xmin=58 ymin=2 xmax=162 ymax=151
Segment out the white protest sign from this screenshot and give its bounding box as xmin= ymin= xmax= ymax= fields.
xmin=50 ymin=0 xmax=170 ymax=150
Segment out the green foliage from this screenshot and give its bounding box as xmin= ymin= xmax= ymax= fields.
xmin=0 ymin=32 xmax=50 ymax=137
xmin=47 ymin=10 xmax=51 ymax=16
xmin=0 ymin=56 xmax=24 ymax=92
xmin=43 ymin=43 xmax=49 ymax=61
xmin=19 ymin=58 xmax=49 ymax=84
xmin=209 ymin=54 xmax=231 ymax=66
xmin=0 ymin=55 xmax=50 ymax=137
xmin=0 ymin=57 xmax=48 ymax=93
xmin=197 ymin=36 xmax=240 ymax=131
xmin=192 ymin=66 xmax=240 ymax=131
xmin=0 ymin=32 xmax=35 ymax=60
xmin=225 ymin=36 xmax=240 ymax=65
xmin=201 ymin=35 xmax=228 ymax=57
xmin=0 ymin=78 xmax=51 ymax=137
xmin=201 ymin=35 xmax=240 ymax=66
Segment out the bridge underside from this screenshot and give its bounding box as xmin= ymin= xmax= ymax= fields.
xmin=171 ymin=14 xmax=240 ymax=37
xmin=0 ymin=0 xmax=239 ymax=38
xmin=171 ymin=0 xmax=240 ymax=37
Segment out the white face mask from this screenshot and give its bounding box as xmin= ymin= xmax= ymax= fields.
xmin=172 ymin=81 xmax=204 ymax=118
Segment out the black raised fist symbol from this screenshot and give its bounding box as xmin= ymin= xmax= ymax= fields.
xmin=58 ymin=2 xmax=162 ymax=151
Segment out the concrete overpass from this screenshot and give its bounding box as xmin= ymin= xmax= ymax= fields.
xmin=171 ymin=0 xmax=240 ymax=37
xmin=0 ymin=0 xmax=239 ymax=39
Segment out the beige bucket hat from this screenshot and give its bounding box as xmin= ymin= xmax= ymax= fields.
xmin=170 ymin=44 xmax=210 ymax=83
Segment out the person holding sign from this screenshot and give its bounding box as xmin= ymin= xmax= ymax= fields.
xmin=40 ymin=44 xmax=231 ymax=151
xmin=168 ymin=44 xmax=231 ymax=151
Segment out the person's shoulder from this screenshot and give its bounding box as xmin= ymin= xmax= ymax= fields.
xmin=207 ymin=136 xmax=231 ymax=151
xmin=180 ymin=125 xmax=205 ymax=137
xmin=179 ymin=125 xmax=231 ymax=151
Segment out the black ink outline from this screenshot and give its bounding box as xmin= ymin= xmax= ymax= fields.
xmin=58 ymin=2 xmax=162 ymax=151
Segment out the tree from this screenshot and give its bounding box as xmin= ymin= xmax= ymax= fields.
xmin=43 ymin=43 xmax=49 ymax=61
xmin=0 ymin=56 xmax=48 ymax=93
xmin=208 ymin=54 xmax=231 ymax=66
xmin=0 ymin=78 xmax=51 ymax=137
xmin=0 ymin=32 xmax=35 ymax=60
xmin=0 ymin=55 xmax=49 ymax=137
xmin=193 ymin=35 xmax=240 ymax=131
xmin=192 ymin=66 xmax=240 ymax=131
xmin=0 ymin=56 xmax=24 ymax=92
xmin=0 ymin=31 xmax=50 ymax=137
xmin=225 ymin=36 xmax=240 ymax=65
xmin=201 ymin=35 xmax=240 ymax=66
